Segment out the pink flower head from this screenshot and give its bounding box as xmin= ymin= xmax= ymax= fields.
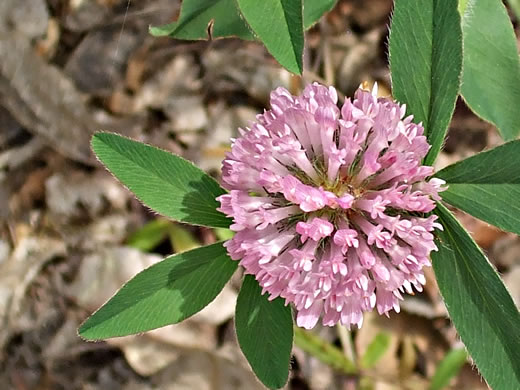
xmin=217 ymin=83 xmax=446 ymax=330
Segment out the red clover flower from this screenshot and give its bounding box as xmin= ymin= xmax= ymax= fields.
xmin=217 ymin=83 xmax=446 ymax=329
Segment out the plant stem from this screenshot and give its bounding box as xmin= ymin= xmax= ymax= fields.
xmin=293 ymin=326 xmax=358 ymax=374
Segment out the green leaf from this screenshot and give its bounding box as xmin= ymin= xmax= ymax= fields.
xmin=150 ymin=0 xmax=333 ymax=74
xmin=79 ymin=243 xmax=237 ymax=339
xmin=303 ymin=0 xmax=337 ymax=29
xmin=127 ymin=218 xmax=172 ymax=252
xmin=429 ymin=348 xmax=467 ymax=390
xmin=435 ymin=140 xmax=520 ymax=235
xmin=150 ymin=0 xmax=333 ymax=41
xmin=458 ymin=0 xmax=469 ymax=14
xmin=235 ymin=275 xmax=293 ymax=389
xmin=460 ymin=0 xmax=520 ymax=140
xmin=237 ymin=0 xmax=304 ymax=74
xmin=432 ymin=203 xmax=520 ymax=390
xmin=360 ymin=332 xmax=391 ymax=369
xmin=389 ymin=0 xmax=462 ymax=166
xmin=149 ymin=0 xmax=254 ymax=40
xmin=91 ymin=132 xmax=230 ymax=228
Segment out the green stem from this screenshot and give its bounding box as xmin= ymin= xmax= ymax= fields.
xmin=293 ymin=326 xmax=358 ymax=374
